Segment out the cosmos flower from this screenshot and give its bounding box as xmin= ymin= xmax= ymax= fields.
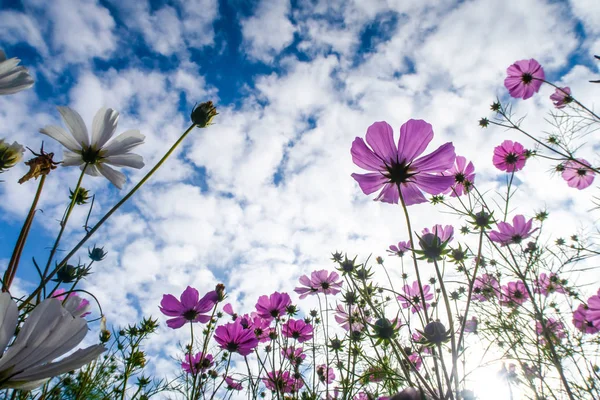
xmin=159 ymin=287 xmax=218 ymax=329
xmin=443 ymin=155 xmax=475 ymax=197
xmin=472 ymin=273 xmax=498 ymax=302
xmin=492 ymin=140 xmax=527 ymax=173
xmin=573 ymin=303 xmax=599 ymax=334
xmin=550 ymin=87 xmax=572 ymax=109
xmin=500 ymin=281 xmax=530 ymax=306
xmin=214 ymin=320 xmax=259 ymax=356
xmin=586 ymin=289 xmax=600 ymax=330
xmin=181 ymin=352 xmax=213 ymax=374
xmin=534 ymin=273 xmax=566 ymax=296
xmin=387 ymin=241 xmax=410 ymax=257
xmin=536 ymin=318 xmax=566 ymax=345
xmin=0 ymin=294 xmax=105 ymax=390
xmin=317 ymin=364 xmax=335 ymax=384
xmin=0 ymin=50 xmax=34 ymax=95
xmin=263 ymin=370 xmax=303 ymax=393
xmin=281 ymin=319 xmax=314 ymax=343
xmin=408 ymin=353 xmax=422 ymax=371
xmin=399 ymin=281 xmax=434 ymax=313
xmin=294 ymin=270 xmax=343 ymax=299
xmin=489 ymin=215 xmax=537 ymax=246
xmin=561 ymin=158 xmax=595 ymax=190
xmin=504 ymin=59 xmax=545 ymax=100
xmin=281 ymin=346 xmax=305 ymax=366
xmin=225 ymin=375 xmax=243 ymax=391
xmin=255 ymin=292 xmax=292 ymax=321
xmin=40 ymin=107 xmax=145 ymax=189
xmin=351 ymin=120 xmax=455 ymax=206
xmin=334 ymin=304 xmax=370 ymax=331
xmin=422 ymin=224 xmax=454 ymax=243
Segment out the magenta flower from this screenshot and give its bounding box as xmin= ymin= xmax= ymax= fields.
xmin=443 ymin=155 xmax=475 ymax=196
xmin=317 ymin=365 xmax=335 ymax=384
xmin=387 ymin=241 xmax=410 ymax=257
xmin=536 ymin=318 xmax=566 ymax=345
xmin=247 ymin=314 xmax=271 ymax=342
xmin=294 ymin=270 xmax=343 ymax=299
xmin=255 ymin=292 xmax=292 ymax=321
xmin=493 ymin=140 xmax=527 ymax=172
xmin=159 ymin=287 xmax=218 ymax=329
xmin=534 ymin=273 xmax=566 ymax=296
xmin=181 ymin=352 xmax=213 ymax=374
xmin=504 ymin=59 xmax=545 ymax=100
xmin=464 ymin=316 xmax=478 ymax=333
xmin=214 ymin=320 xmax=259 ymax=356
xmin=282 ymin=319 xmax=314 ymax=343
xmin=225 ymin=375 xmax=243 ymax=391
xmin=500 ymin=281 xmax=530 ymax=306
xmin=223 ymin=303 xmax=237 ymax=319
xmin=561 ymin=158 xmax=595 ymax=190
xmin=408 ymin=353 xmax=422 ymax=371
xmin=573 ymin=303 xmax=600 ymax=334
xmin=351 ymin=120 xmax=456 ymax=206
xmin=422 ymin=224 xmax=454 ymax=243
xmin=550 ymin=86 xmax=572 ymax=109
xmin=587 ymin=289 xmax=600 ymax=329
xmin=399 ymin=281 xmax=434 ymax=313
xmin=489 ymin=215 xmax=537 ymax=246
xmin=473 ymin=274 xmax=500 ymax=301
xmin=51 ymin=289 xmax=91 ymax=318
xmin=334 ymin=304 xmax=370 ymax=331
xmin=282 ymin=346 xmax=306 ymax=366
xmin=263 ymin=370 xmax=303 ymax=393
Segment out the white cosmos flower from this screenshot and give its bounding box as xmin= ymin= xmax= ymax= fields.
xmin=40 ymin=106 xmax=145 ymax=189
xmin=0 ymin=50 xmax=34 ymax=95
xmin=0 ymin=293 xmax=106 ymax=390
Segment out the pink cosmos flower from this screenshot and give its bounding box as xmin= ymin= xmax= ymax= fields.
xmin=399 ymin=281 xmax=434 ymax=313
xmin=443 ymin=155 xmax=476 ymax=197
xmin=282 ymin=346 xmax=305 ymax=366
xmin=225 ymin=375 xmax=243 ymax=391
xmin=489 ymin=215 xmax=537 ymax=246
xmin=351 ymin=120 xmax=456 ymax=206
xmin=51 ymin=289 xmax=91 ymax=318
xmin=550 ymin=87 xmax=572 ymax=109
xmin=573 ymin=303 xmax=600 ymax=334
xmin=255 ymin=292 xmax=292 ymax=321
xmin=500 ymin=281 xmax=530 ymax=306
xmin=408 ymin=353 xmax=422 ymax=371
xmin=294 ymin=270 xmax=343 ymax=299
xmin=504 ymin=59 xmax=545 ymax=100
xmin=334 ymin=304 xmax=370 ymax=331
xmin=263 ymin=370 xmax=303 ymax=393
xmin=473 ymin=274 xmax=500 ymax=301
xmin=587 ymin=289 xmax=600 ymax=329
xmin=317 ymin=364 xmax=335 ymax=384
xmin=223 ymin=303 xmax=237 ymax=320
xmin=214 ymin=320 xmax=259 ymax=356
xmin=387 ymin=241 xmax=410 ymax=257
xmin=493 ymin=140 xmax=527 ymax=172
xmin=422 ymin=224 xmax=454 ymax=243
xmin=536 ymin=318 xmax=566 ymax=345
xmin=561 ymin=158 xmax=595 ymax=190
xmin=464 ymin=316 xmax=478 ymax=333
xmin=534 ymin=273 xmax=566 ymax=296
xmin=181 ymin=352 xmax=213 ymax=374
xmin=282 ymin=319 xmax=314 ymax=342
xmin=159 ymin=287 xmax=218 ymax=329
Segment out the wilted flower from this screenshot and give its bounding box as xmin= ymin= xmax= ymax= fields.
xmin=255 ymin=292 xmax=291 ymax=321
xmin=351 ymin=120 xmax=455 ymax=206
xmin=18 ymin=145 xmax=60 ymax=184
xmin=489 ymin=215 xmax=537 ymax=246
xmin=159 ymin=286 xmax=218 ymax=329
xmin=550 ymin=87 xmax=573 ymax=109
xmin=493 ymin=140 xmax=527 ymax=172
xmin=0 ymin=139 xmax=24 ymax=173
xmin=399 ymin=281 xmax=433 ymax=313
xmin=281 ymin=319 xmax=314 ymax=343
xmin=214 ymin=320 xmax=259 ymax=356
xmin=0 ymin=50 xmax=34 ymax=95
xmin=0 ymin=293 xmax=105 ymax=390
xmin=561 ymin=158 xmax=595 ymax=190
xmin=504 ymin=59 xmax=545 ymax=100
xmin=443 ymin=155 xmax=476 ymax=196
xmin=40 ymin=107 xmax=145 ymax=189
xmin=190 ymin=101 xmax=218 ymax=128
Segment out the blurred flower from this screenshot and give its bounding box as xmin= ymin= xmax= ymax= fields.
xmin=550 ymin=86 xmax=572 ymax=109
xmin=492 ymin=140 xmax=527 ymax=172
xmin=0 ymin=294 xmax=105 ymax=390
xmin=190 ymin=101 xmax=218 ymax=128
xmin=422 ymin=224 xmax=454 ymax=243
xmin=587 ymin=289 xmax=600 ymax=330
xmin=214 ymin=320 xmax=259 ymax=356
xmin=255 ymin=292 xmax=291 ymax=321
xmin=464 ymin=316 xmax=478 ymax=333
xmin=561 ymin=158 xmax=595 ymax=190
xmin=351 ymin=120 xmax=455 ymax=206
xmin=334 ymin=304 xmax=369 ymax=331
xmin=504 ymin=59 xmax=545 ymax=99
xmin=443 ymin=155 xmax=475 ymax=197
xmin=69 ymin=187 xmax=91 ymax=205
xmin=181 ymin=352 xmax=213 ymax=374
xmin=387 ymin=241 xmax=410 ymax=257
xmin=0 ymin=50 xmax=34 ymax=95
xmin=51 ymin=289 xmax=91 ymax=318
xmin=500 ymin=281 xmax=530 ymax=306
xmin=40 ymin=107 xmax=145 ymax=189
xmin=225 ymin=375 xmax=243 ymax=390
xmin=294 ymin=270 xmax=342 ymax=299
xmin=534 ymin=273 xmax=566 ymax=296
xmin=88 ymin=245 xmax=107 ymax=262
xmin=389 ymin=388 xmax=422 ymax=400
xmin=281 ymin=319 xmax=313 ymax=343
xmin=399 ymin=281 xmax=433 ymax=313
xmin=281 ymin=346 xmax=305 ymax=366
xmin=536 ymin=318 xmax=566 ymax=345
xmin=159 ymin=286 xmax=218 ymax=329
xmin=0 ymin=139 xmax=24 ymax=173
xmin=407 ymin=353 xmax=422 ymax=371
xmin=263 ymin=370 xmax=302 ymax=393
xmin=489 ymin=215 xmax=537 ymax=246
xmin=573 ymin=303 xmax=599 ymax=334
xmin=317 ymin=365 xmax=335 ymax=384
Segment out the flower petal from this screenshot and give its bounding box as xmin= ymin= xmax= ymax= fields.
xmin=102 ymin=130 xmax=145 ymax=157
xmin=351 ymin=172 xmax=387 ymax=195
xmin=103 ymin=153 xmax=144 ymax=169
xmin=411 ymin=142 xmax=455 ymax=173
xmin=0 ymin=293 xmax=18 ymax=352
xmin=97 ymin=164 xmax=126 ymax=189
xmin=398 ymin=182 xmax=427 ymax=206
xmin=351 ymin=137 xmax=385 ymax=172
xmin=57 ymin=107 xmax=89 ymax=148
xmin=91 ymin=108 xmax=119 ymax=149
xmin=39 ymin=125 xmax=81 ymax=153
xmin=365 ymin=121 xmax=397 ymax=162
xmin=61 ymin=150 xmax=84 ymax=167
xmin=397 ymin=119 xmax=434 ymax=163
xmin=412 ymin=173 xmax=455 ymax=195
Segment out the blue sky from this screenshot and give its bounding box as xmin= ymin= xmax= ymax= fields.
xmin=1 ymin=0 xmax=600 ymax=383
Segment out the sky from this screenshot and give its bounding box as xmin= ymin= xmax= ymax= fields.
xmin=1 ymin=0 xmax=600 ymax=390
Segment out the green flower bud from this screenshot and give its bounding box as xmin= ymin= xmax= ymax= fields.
xmin=421 ymin=321 xmax=450 ymax=346
xmin=70 ymin=187 xmax=91 ymax=205
xmin=190 ymin=101 xmax=218 ymax=128
xmin=89 ymin=245 xmax=107 ymax=261
xmin=0 ymin=139 xmax=24 ymax=173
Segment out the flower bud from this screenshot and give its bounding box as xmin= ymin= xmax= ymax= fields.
xmin=422 ymin=321 xmax=450 ymax=346
xmin=70 ymin=187 xmax=91 ymax=205
xmin=190 ymin=101 xmax=218 ymax=128
xmin=89 ymin=245 xmax=107 ymax=262
xmin=53 ymin=264 xmax=79 ymax=283
xmin=0 ymin=139 xmax=24 ymax=173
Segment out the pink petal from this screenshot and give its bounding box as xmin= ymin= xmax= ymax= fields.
xmin=397 ymin=119 xmax=434 ymax=163
xmin=351 ymin=137 xmax=385 ymax=171
xmin=351 ymin=172 xmax=387 ymax=195
xmin=411 ymin=142 xmax=455 ymax=173
xmin=180 ymin=286 xmax=200 ymax=309
xmin=365 ymin=121 xmax=397 ymax=161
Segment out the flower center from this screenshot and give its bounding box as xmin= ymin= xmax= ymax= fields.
xmin=454 ymin=172 xmax=465 ymax=183
xmin=384 ymin=160 xmax=417 ymax=185
xmin=577 ymin=168 xmax=587 ymax=176
xmin=183 ymin=309 xmax=199 ymax=321
xmin=80 ymin=146 xmax=102 ymax=164
xmin=505 ymin=153 xmax=518 ymax=165
xmin=226 ymin=342 xmax=239 ymax=352
xmin=321 ymin=282 xmax=330 ymax=290
xmin=521 ymin=73 xmax=533 ymax=84
xmin=511 ymin=234 xmax=523 ymax=244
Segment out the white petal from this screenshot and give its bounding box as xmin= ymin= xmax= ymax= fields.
xmin=0 ymin=58 xmax=20 ymax=78
xmin=98 ymin=163 xmax=126 ymax=189
xmin=84 ymin=164 xmax=102 ymax=177
xmin=102 ymin=129 xmax=145 ymax=156
xmin=91 ymin=108 xmax=119 ymax=149
xmin=0 ymin=69 xmax=34 ymax=95
xmin=57 ymin=107 xmax=89 ymax=147
xmin=1 ymin=378 xmax=49 ymax=390
xmin=61 ymin=150 xmax=84 ymax=167
xmin=104 ymin=153 xmax=144 ymax=169
xmin=0 ymin=293 xmax=18 ymax=352
xmin=39 ymin=126 xmax=81 ymax=153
